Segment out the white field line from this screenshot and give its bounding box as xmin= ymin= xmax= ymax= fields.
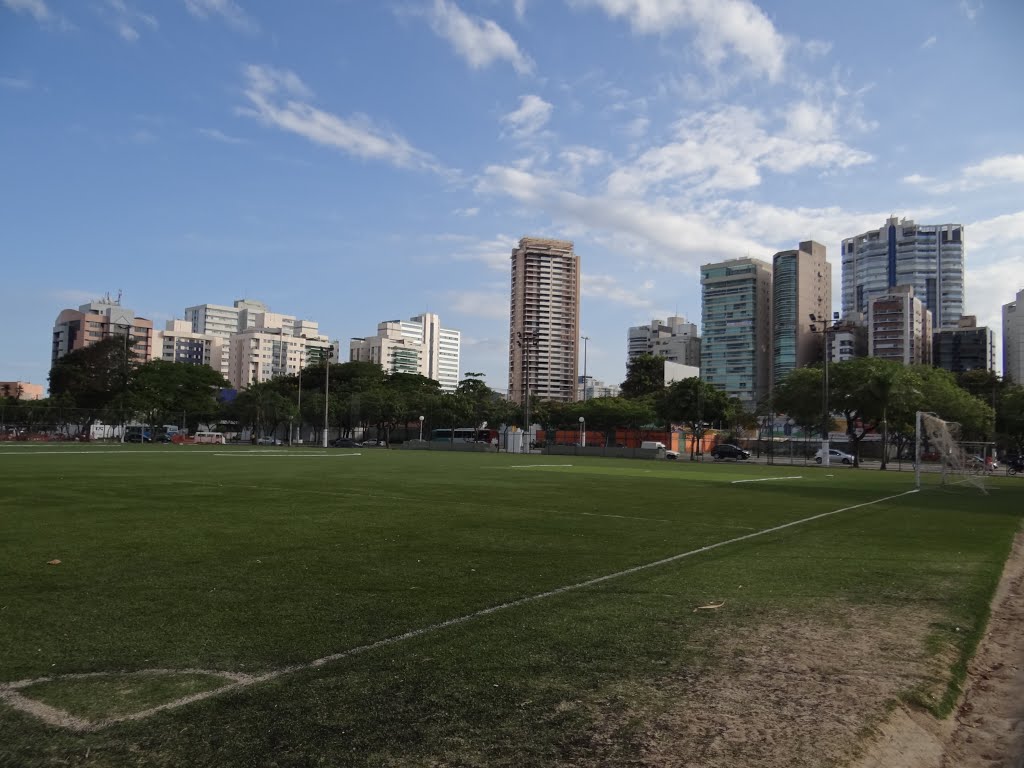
xmin=212 ymin=452 xmax=361 ymax=457
xmin=506 ymin=464 xmax=573 ymax=469
xmin=0 ymin=488 xmax=919 ymax=732
xmin=581 ymin=512 xmax=674 ymax=523
xmin=731 ymin=476 xmax=804 ymax=484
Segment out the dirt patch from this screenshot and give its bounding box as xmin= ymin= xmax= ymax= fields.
xmin=854 ymin=529 xmax=1024 ymax=768
xmin=567 ymin=603 xmax=946 ymax=767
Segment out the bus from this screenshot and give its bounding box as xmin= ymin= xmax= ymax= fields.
xmin=431 ymin=428 xmax=497 ymax=444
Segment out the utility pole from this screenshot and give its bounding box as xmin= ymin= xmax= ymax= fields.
xmin=516 ymin=329 xmax=539 ymax=453
xmin=322 ymin=355 xmax=330 ymax=448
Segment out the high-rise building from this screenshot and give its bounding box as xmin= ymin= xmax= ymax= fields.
xmin=52 ymin=296 xmax=154 ymax=364
xmin=508 ymin=237 xmax=581 ymax=404
xmin=932 ymin=316 xmax=995 ymax=374
xmin=1003 ymin=289 xmax=1024 ymax=384
xmin=829 ymin=313 xmax=868 ymax=363
xmin=842 ymin=216 xmax=964 ymax=330
xmin=772 ymin=241 xmax=831 ymax=386
xmin=577 ymin=376 xmax=620 ymax=400
xmin=350 ymin=312 xmax=461 ymax=392
xmin=627 ymin=316 xmax=701 ymax=367
xmin=868 ymin=285 xmax=932 ymax=365
xmin=153 ymin=320 xmax=226 ymax=371
xmin=228 ymin=313 xmax=334 ymax=390
xmin=700 ymin=258 xmax=773 ymax=407
xmin=185 ymin=299 xmax=324 ymax=379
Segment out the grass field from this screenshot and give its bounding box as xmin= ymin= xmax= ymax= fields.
xmin=0 ymin=444 xmax=1021 ymax=767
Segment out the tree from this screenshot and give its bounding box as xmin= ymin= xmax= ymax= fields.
xmin=772 ymin=368 xmax=825 ymax=436
xmin=1000 ymin=385 xmax=1024 ymax=455
xmin=620 ymin=354 xmax=665 ymax=399
xmin=655 ymin=377 xmax=729 ymax=459
xmin=48 ymin=336 xmax=137 ymax=434
xmin=576 ymin=396 xmax=656 ymax=447
xmin=129 ymin=361 xmax=227 ymax=432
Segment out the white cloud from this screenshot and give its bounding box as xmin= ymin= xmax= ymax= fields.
xmin=964 ymin=154 xmax=1024 ymax=184
xmin=804 ymin=40 xmax=832 ymax=57
xmin=239 ymin=65 xmax=446 ymax=173
xmin=106 ymin=0 xmax=157 ymax=42
xmin=623 ymin=116 xmax=649 ymax=138
xmin=453 ymin=207 xmax=479 ymax=217
xmin=959 ymin=0 xmax=982 ymax=21
xmin=441 ymin=234 xmax=518 ymax=271
xmin=198 ymin=127 xmax=248 ymax=145
xmin=2 ymin=0 xmax=50 ymax=21
xmin=968 ymin=210 xmax=1024 ymax=249
xmin=428 ymin=0 xmax=534 ymax=74
xmin=501 ymin=94 xmax=553 ymax=138
xmin=570 ymin=0 xmax=788 ymax=81
xmin=184 ymin=0 xmax=257 ymax=34
xmin=605 ymin=104 xmax=871 ymax=197
xmin=513 ymin=0 xmax=527 ymax=21
xmin=449 ymin=291 xmax=510 ymax=319
xmin=0 ymin=76 xmax=32 ymax=90
xmin=903 ymin=155 xmax=1024 ymax=195
xmin=583 ymin=274 xmax=655 ymax=310
xmin=921 ymin=35 xmax=937 ymax=49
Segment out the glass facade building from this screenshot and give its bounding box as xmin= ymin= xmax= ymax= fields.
xmin=842 ymin=217 xmax=964 ymax=330
xmin=700 ymin=258 xmax=773 ymax=407
xmin=771 ymin=241 xmax=830 ymax=388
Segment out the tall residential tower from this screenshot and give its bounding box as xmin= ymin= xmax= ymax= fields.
xmin=700 ymin=258 xmax=773 ymax=407
xmin=842 ymin=217 xmax=964 ymax=330
xmin=772 ymin=240 xmax=831 ymax=386
xmin=508 ymin=237 xmax=580 ymax=404
xmin=1004 ymin=289 xmax=1024 ymax=384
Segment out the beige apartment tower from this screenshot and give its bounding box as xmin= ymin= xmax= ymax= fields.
xmin=868 ymin=285 xmax=933 ymax=365
xmin=508 ymin=237 xmax=581 ymax=404
xmin=772 ymin=240 xmax=831 ymax=387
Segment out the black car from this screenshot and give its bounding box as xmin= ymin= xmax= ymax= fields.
xmin=125 ymin=433 xmax=151 ymax=443
xmin=711 ymin=443 xmax=750 ymax=461
xmin=329 ymin=437 xmax=363 ymax=448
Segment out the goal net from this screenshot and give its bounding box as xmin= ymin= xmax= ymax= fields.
xmin=915 ymin=412 xmax=989 ymax=493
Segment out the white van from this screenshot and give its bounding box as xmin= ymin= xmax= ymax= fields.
xmin=640 ymin=441 xmax=666 ymax=450
xmin=193 ymin=431 xmax=226 ymax=445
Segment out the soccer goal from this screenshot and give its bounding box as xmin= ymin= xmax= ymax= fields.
xmin=915 ymin=411 xmax=992 ymax=493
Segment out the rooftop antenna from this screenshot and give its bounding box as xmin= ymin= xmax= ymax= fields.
xmin=116 ymin=289 xmax=122 ymax=305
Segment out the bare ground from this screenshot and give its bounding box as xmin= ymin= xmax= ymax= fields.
xmin=853 ymin=530 xmax=1024 ymax=768
xmin=563 ymin=530 xmax=1024 ymax=768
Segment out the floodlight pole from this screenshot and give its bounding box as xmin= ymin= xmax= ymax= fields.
xmin=581 ymin=335 xmax=590 ymax=401
xmin=915 ymin=410 xmax=922 ymax=490
xmin=322 ymin=358 xmax=330 ymax=448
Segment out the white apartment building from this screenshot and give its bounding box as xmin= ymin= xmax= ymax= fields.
xmin=350 ymin=313 xmax=461 ymax=392
xmin=627 ymin=316 xmax=701 ymax=367
xmin=185 ymin=299 xmax=328 ymax=384
xmin=153 ymin=320 xmax=226 ymax=371
xmin=578 ymin=376 xmax=620 ymax=400
xmin=229 ymin=320 xmax=334 ymax=390
xmin=842 ymin=217 xmax=964 ymax=330
xmin=1004 ymin=288 xmax=1024 ymax=384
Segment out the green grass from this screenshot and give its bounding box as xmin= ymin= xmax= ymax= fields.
xmin=0 ymin=444 xmax=1020 ymax=766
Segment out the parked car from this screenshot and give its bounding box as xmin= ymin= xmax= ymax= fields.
xmin=255 ymin=436 xmax=281 ymax=445
xmin=125 ymin=433 xmax=150 ymax=443
xmin=711 ymin=443 xmax=750 ymax=461
xmin=665 ymin=449 xmax=680 ymax=460
xmin=814 ymin=448 xmax=855 ymax=465
xmin=329 ymin=437 xmax=363 ymax=448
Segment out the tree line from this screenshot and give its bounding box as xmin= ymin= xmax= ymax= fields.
xmin=3 ymin=342 xmax=1021 ymax=462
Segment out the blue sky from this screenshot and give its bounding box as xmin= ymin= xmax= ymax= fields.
xmin=2 ymin=0 xmax=1023 ymax=393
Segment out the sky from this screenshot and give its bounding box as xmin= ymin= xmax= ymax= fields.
xmin=2 ymin=0 xmax=1024 ymax=394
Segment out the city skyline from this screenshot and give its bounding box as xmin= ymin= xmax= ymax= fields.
xmin=2 ymin=1 xmax=1023 ymax=392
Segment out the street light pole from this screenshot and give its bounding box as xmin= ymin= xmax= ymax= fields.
xmin=296 ymin=364 xmax=302 ymax=445
xmin=418 ymin=414 xmax=424 ymax=441
xmin=579 ymin=415 xmax=585 ymax=447
xmin=581 ymin=335 xmax=590 ymax=401
xmin=810 ymin=313 xmax=838 ymax=468
xmin=322 ymin=358 xmax=330 ymax=448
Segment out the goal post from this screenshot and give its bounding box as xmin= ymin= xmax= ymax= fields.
xmin=915 ymin=411 xmax=989 ymax=494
